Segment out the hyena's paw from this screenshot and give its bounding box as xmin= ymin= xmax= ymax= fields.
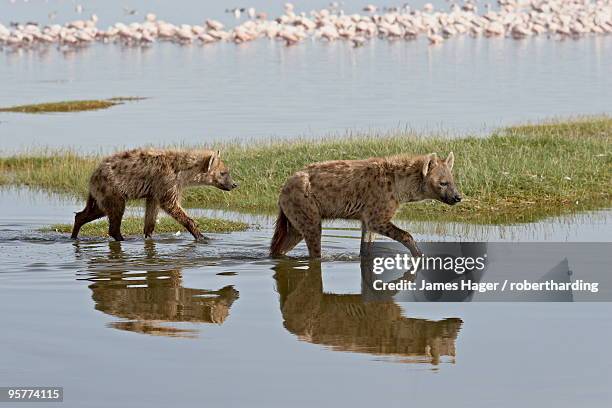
xmin=194 ymin=234 xmax=211 ymax=243
xmin=411 ymin=247 xmax=424 ymax=258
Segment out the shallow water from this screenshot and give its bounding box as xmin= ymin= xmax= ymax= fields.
xmin=1 ymin=188 xmax=611 ymax=407
xmin=1 ymin=1 xmax=612 ymax=152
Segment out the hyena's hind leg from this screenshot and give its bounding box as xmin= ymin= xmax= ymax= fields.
xmin=280 ymin=197 xmax=322 ymax=258
xmin=102 ymin=195 xmax=126 ymax=241
xmin=302 ymin=219 xmax=322 ymax=258
xmin=71 ymin=194 xmax=105 ymax=239
xmin=144 ymin=198 xmax=160 ymax=238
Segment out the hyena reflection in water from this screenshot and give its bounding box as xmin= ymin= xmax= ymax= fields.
xmin=273 ymin=259 xmax=462 ymax=364
xmin=78 ymin=241 xmax=239 ymax=338
xmin=71 ymin=148 xmax=238 ymax=241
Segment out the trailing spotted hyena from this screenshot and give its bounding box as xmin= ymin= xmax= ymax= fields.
xmin=71 ymin=149 xmax=238 ymax=241
xmin=270 ymin=152 xmax=461 ymax=258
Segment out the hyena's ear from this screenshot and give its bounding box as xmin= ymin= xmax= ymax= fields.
xmin=445 ymin=152 xmax=455 ymax=170
xmin=422 ymin=153 xmax=437 ymax=178
xmin=207 ymin=151 xmax=220 ymax=172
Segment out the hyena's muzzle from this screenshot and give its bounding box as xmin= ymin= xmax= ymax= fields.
xmin=444 ymin=187 xmax=462 ymax=205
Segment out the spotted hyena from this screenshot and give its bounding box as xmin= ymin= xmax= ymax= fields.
xmin=270 ymin=152 xmax=461 ymax=258
xmin=71 ymin=148 xmax=238 ymax=241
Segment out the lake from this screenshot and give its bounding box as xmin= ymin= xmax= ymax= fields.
xmin=0 ymin=188 xmax=611 ymax=407
xmin=1 ymin=0 xmax=612 ymax=152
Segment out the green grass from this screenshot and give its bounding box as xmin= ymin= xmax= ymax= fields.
xmin=41 ymin=216 xmax=249 ymax=237
xmin=0 ymin=97 xmax=145 ymax=113
xmin=2 ymin=117 xmax=611 ymax=224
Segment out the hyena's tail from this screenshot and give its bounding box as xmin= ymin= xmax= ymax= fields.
xmin=270 ymin=208 xmax=302 ymax=256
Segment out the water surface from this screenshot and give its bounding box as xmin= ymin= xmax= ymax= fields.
xmin=1 ymin=188 xmax=611 ymax=407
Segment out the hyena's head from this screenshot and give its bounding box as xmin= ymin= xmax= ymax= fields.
xmin=421 ymin=152 xmax=462 ymax=205
xmin=193 ymin=150 xmax=238 ymax=191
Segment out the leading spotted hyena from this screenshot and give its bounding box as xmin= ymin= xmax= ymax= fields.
xmin=270 ymin=152 xmax=461 ymax=258
xmin=71 ymin=149 xmax=238 ymax=241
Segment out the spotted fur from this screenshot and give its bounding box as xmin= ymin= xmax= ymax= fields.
xmin=270 ymin=152 xmax=461 ymax=258
xmin=71 ymin=148 xmax=238 ymax=241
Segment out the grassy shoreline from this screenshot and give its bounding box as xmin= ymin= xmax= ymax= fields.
xmin=2 ymin=117 xmax=610 ymax=225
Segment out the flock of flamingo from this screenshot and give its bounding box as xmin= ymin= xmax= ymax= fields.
xmin=1 ymin=1 xmax=611 ymax=50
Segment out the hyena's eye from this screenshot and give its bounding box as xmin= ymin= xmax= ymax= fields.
xmin=220 ymin=171 xmax=228 ymax=177
xmin=440 ymin=181 xmax=449 ymax=187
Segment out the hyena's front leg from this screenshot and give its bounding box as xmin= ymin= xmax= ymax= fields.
xmin=369 ymin=221 xmax=423 ymax=258
xmin=144 ymin=198 xmax=160 ymax=238
xmin=161 ymin=202 xmax=204 ymax=240
xmin=360 ymin=221 xmax=374 ymax=257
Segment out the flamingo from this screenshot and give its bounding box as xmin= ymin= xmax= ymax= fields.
xmin=2 ymin=0 xmax=612 ymax=49
xmin=427 ymin=28 xmax=444 ymax=44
